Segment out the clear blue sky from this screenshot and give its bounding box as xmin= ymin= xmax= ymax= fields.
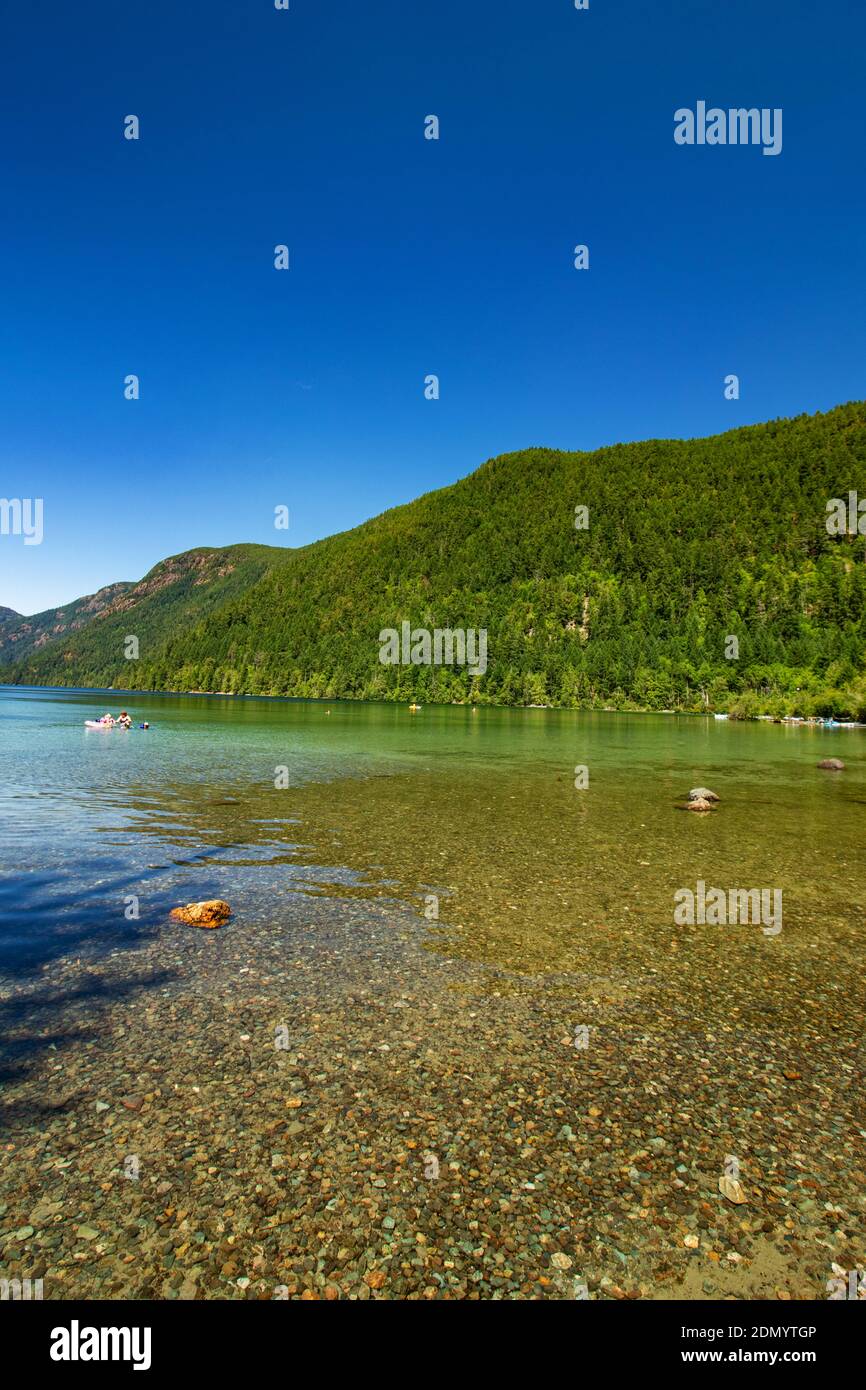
xmin=2 ymin=0 xmax=864 ymax=615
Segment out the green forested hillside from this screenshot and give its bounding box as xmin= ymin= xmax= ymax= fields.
xmin=0 ymin=545 xmax=282 ymax=681
xmin=4 ymin=403 xmax=866 ymax=717
xmin=0 ymin=583 xmax=135 ymax=664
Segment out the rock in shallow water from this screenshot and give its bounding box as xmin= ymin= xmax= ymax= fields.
xmin=719 ymin=1175 xmax=748 ymax=1205
xmin=817 ymin=759 xmax=844 ymax=771
xmin=688 ymin=787 xmax=719 ymax=802
xmin=170 ymin=900 xmax=232 ymax=928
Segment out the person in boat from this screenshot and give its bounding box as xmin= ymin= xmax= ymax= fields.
xmin=117 ymin=711 xmax=133 ymax=729
xmin=100 ymin=713 xmax=115 ymax=726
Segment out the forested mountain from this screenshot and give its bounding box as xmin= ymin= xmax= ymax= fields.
xmin=0 ymin=606 xmax=22 ymax=632
xmin=4 ymin=403 xmax=866 ymax=718
xmin=0 ymin=545 xmax=280 ymax=675
xmin=0 ymin=583 xmax=134 ymax=664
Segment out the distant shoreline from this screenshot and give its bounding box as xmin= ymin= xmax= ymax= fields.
xmin=3 ymin=682 xmax=864 ymax=727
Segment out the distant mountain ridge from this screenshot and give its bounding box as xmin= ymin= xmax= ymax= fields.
xmin=0 ymin=583 xmax=135 ymax=664
xmin=0 ymin=545 xmax=281 ymax=671
xmin=3 ymin=403 xmax=866 ymax=718
xmin=0 ymin=607 xmax=22 ymax=649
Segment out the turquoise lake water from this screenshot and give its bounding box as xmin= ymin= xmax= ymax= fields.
xmin=1 ymin=685 xmax=863 ymax=979
xmin=2 ymin=684 xmax=865 ymax=1303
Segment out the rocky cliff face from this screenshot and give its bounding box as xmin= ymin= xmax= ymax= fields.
xmin=0 ymin=583 xmax=134 ymax=662
xmin=0 ymin=543 xmax=284 ymax=686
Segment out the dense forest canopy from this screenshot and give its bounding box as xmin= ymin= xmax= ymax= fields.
xmin=4 ymin=403 xmax=866 ymax=718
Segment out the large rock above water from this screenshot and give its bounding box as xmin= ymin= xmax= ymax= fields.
xmin=817 ymin=758 xmax=845 ymax=771
xmin=689 ymin=787 xmax=719 ymax=802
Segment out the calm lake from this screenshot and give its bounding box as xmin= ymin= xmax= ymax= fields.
xmin=2 ymin=686 xmax=864 ymax=974
xmin=1 ymin=686 xmax=864 ymax=1300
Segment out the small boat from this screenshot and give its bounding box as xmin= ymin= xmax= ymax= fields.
xmin=85 ymin=719 xmax=149 ymax=729
xmin=713 ymin=713 xmax=728 ymax=720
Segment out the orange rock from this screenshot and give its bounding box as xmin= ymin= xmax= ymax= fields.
xmin=170 ymin=899 xmax=231 ymax=928
xmin=719 ymin=1175 xmax=748 ymax=1205
xmin=364 ymin=1270 xmax=386 ymax=1289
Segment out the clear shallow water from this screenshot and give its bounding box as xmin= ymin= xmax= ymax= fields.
xmin=1 ymin=685 xmax=864 ymax=979
xmin=2 ymin=685 xmax=865 ymax=1303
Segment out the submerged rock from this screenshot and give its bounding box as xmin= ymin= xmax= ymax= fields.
xmin=688 ymin=787 xmax=719 ymax=802
xmin=817 ymin=758 xmax=845 ymax=771
xmin=718 ymin=1175 xmax=748 ymax=1204
xmin=170 ymin=899 xmax=232 ymax=928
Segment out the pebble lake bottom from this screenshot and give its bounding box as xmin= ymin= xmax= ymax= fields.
xmin=0 ymin=686 xmax=864 ymax=1300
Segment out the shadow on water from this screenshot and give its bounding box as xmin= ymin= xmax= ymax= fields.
xmin=0 ymin=869 xmax=156 ymax=978
xmin=0 ymin=849 xmax=232 ymax=1122
xmin=0 ymin=968 xmax=175 ymax=1062
xmin=0 ymin=970 xmax=176 ymax=1128
xmin=0 ymin=843 xmax=238 ymax=978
